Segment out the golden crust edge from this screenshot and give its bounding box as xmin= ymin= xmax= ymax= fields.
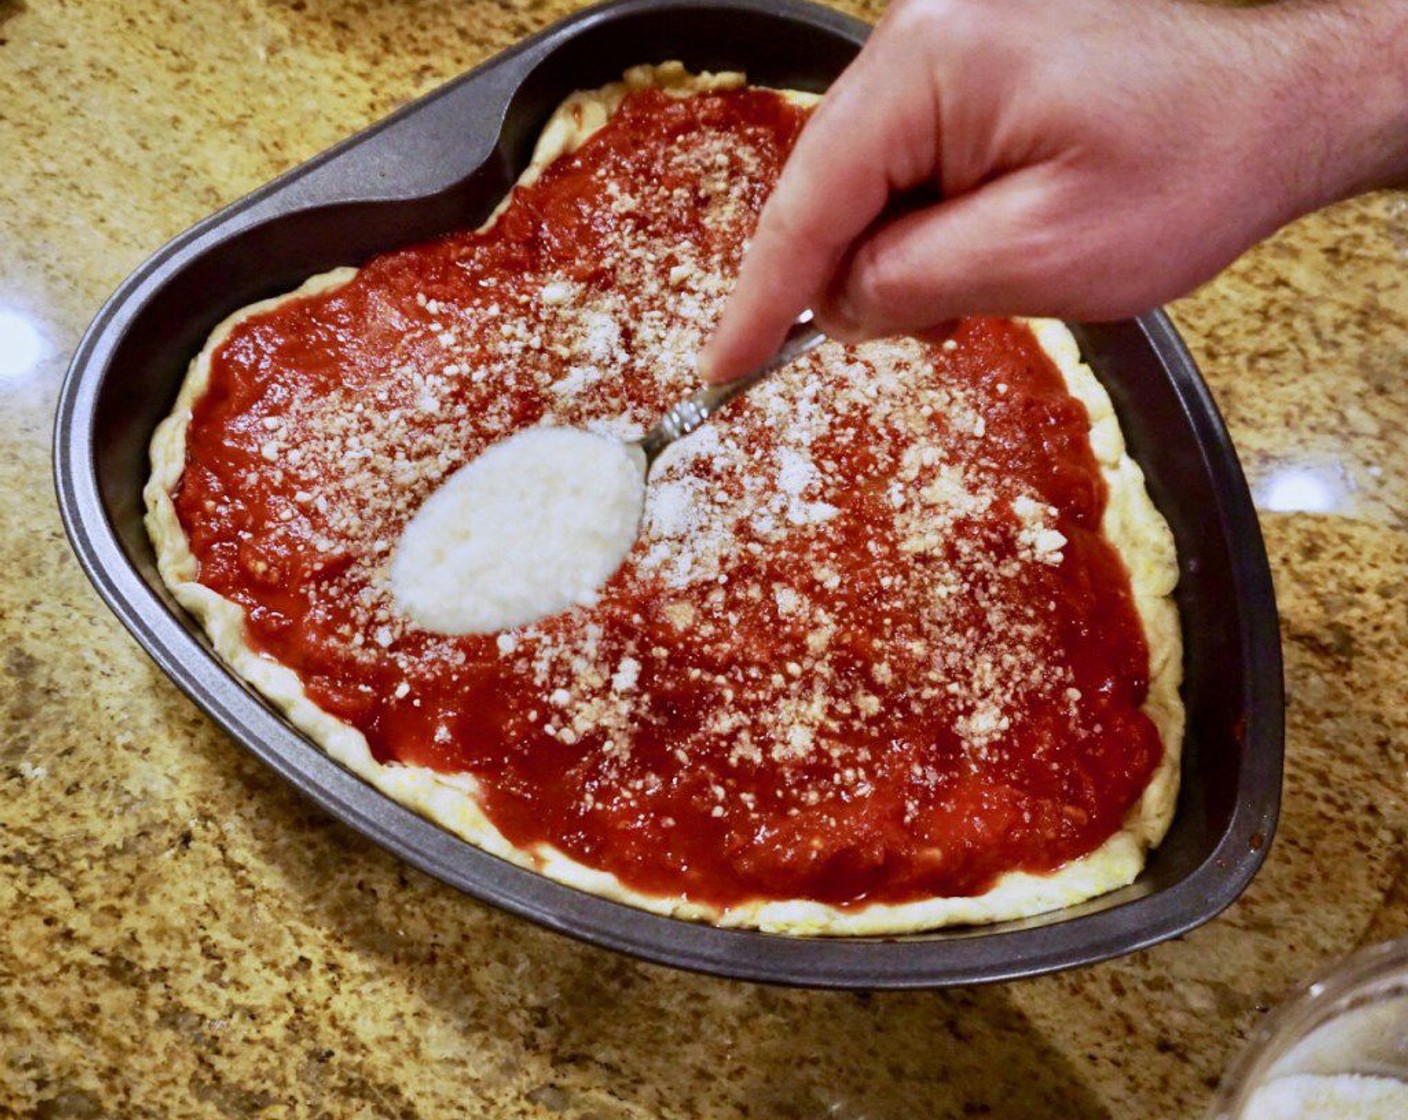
xmin=146 ymin=65 xmax=1182 ymax=936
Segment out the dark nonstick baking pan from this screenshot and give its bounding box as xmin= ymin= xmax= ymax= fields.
xmin=54 ymin=0 xmax=1283 ymax=988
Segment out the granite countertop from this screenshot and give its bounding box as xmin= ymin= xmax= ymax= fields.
xmin=2 ymin=0 xmax=1404 ymax=1115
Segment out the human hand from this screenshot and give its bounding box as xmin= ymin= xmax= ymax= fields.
xmin=699 ymin=0 xmax=1408 ymax=383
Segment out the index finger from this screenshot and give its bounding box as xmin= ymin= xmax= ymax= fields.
xmin=698 ymin=21 xmax=941 ymax=382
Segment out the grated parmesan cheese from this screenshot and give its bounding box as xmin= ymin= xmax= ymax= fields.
xmin=390 ymin=428 xmax=645 ymax=634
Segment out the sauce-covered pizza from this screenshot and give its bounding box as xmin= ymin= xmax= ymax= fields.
xmin=146 ymin=64 xmax=1183 ymax=934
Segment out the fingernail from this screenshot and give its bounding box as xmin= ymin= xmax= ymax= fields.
xmin=694 ymin=343 xmax=725 ymax=384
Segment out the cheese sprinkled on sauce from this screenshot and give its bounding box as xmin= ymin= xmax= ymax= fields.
xmin=391 ymin=428 xmax=645 ymax=634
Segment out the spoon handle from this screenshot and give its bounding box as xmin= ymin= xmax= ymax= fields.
xmin=638 ymin=310 xmax=826 ymax=465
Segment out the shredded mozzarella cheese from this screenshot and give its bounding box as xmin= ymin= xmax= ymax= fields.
xmin=1243 ymin=1073 xmax=1408 ymax=1120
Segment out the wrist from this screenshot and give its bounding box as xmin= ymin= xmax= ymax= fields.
xmin=1240 ymin=1 xmax=1408 ymax=210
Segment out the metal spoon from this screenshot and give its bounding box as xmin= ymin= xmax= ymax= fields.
xmin=391 ymin=310 xmax=825 ymax=635
xmin=633 ymin=309 xmax=825 ymax=471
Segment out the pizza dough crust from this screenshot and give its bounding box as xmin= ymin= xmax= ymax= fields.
xmin=146 ymin=63 xmax=1183 ymax=935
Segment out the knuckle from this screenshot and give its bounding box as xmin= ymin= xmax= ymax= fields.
xmin=882 ymin=0 xmax=988 ymax=49
xmin=884 ymin=0 xmax=953 ymax=38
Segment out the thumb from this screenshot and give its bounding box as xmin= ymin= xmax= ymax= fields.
xmin=817 ymin=168 xmax=1068 ymax=341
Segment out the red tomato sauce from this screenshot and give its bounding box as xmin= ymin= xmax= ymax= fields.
xmin=174 ymin=85 xmax=1164 ymax=909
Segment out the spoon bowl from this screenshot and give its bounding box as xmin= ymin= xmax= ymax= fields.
xmin=391 ymin=310 xmax=826 ymax=634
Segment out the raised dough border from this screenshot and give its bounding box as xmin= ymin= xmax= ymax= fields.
xmin=145 ymin=64 xmax=1183 ymax=936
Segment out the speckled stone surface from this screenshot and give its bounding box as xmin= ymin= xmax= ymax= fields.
xmin=1 ymin=0 xmax=1405 ymax=1116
